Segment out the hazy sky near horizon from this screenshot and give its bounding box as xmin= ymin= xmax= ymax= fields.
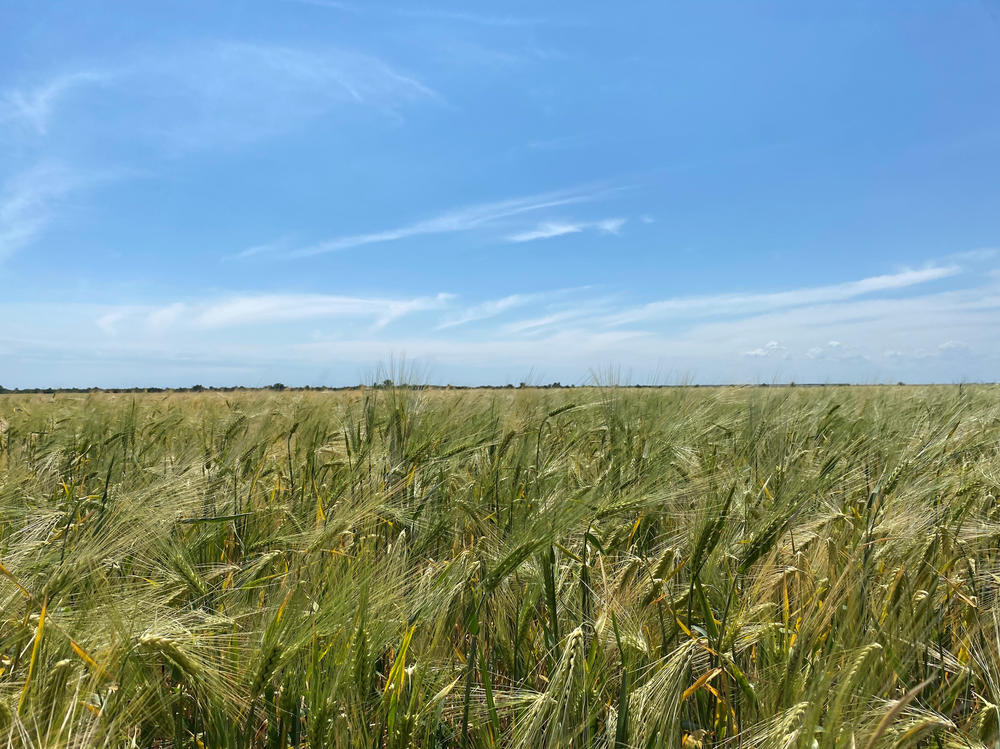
xmin=2 ymin=1 xmax=999 ymax=386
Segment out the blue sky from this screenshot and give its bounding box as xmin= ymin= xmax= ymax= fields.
xmin=1 ymin=1 xmax=999 ymax=386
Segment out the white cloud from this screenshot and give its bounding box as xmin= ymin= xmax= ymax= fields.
xmin=139 ymin=43 xmax=437 ymax=149
xmin=138 ymin=292 xmax=453 ymax=331
xmin=437 ymin=286 xmax=596 ymax=330
xmin=507 ymin=216 xmax=626 ymax=243
xmin=525 ymin=134 xmax=593 ymax=152
xmin=603 ymin=266 xmax=960 ymax=326
xmin=234 ymin=238 xmax=294 ymax=260
xmin=744 ymin=340 xmax=786 ymax=358
xmin=436 ymin=293 xmax=536 ymax=329
xmin=944 ymin=248 xmax=996 ymax=263
xmin=502 ymin=309 xmax=598 ymax=335
xmin=507 ymin=222 xmax=585 ymax=242
xmin=0 ymin=163 xmax=95 ymax=262
xmin=803 ymin=340 xmax=860 ymax=361
xmin=96 ymin=309 xmax=134 ymax=336
xmin=196 ymin=293 xmax=452 ymax=329
xmin=147 ymin=303 xmax=188 ymax=330
xmin=0 ymin=71 xmax=109 ymax=134
xmin=938 ymin=340 xmax=970 ymax=353
xmin=2 ymin=255 xmax=997 ymax=387
xmin=1 ymin=43 xmax=436 ymax=152
xmin=284 ymin=186 xmax=613 ymax=257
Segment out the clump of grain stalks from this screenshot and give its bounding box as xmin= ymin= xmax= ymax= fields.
xmin=0 ymin=384 xmax=999 ymax=747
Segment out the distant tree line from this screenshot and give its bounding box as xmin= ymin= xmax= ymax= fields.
xmin=0 ymin=382 xmax=935 ymax=395
xmin=0 ymin=382 xmax=585 ymax=394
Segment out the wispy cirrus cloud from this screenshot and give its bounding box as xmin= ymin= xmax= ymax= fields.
xmin=69 ymin=292 xmax=455 ymax=339
xmin=602 ymin=265 xmax=960 ymax=326
xmin=943 ymin=247 xmax=997 ymax=263
xmin=199 ymin=292 xmax=452 ymax=329
xmin=1 ymin=42 xmax=436 ymax=152
xmin=0 ymin=71 xmax=110 ymax=134
xmin=139 ymin=292 xmax=454 ymax=331
xmin=507 ymin=217 xmax=625 ymax=243
xmin=270 ymin=185 xmax=616 ymax=258
xmin=147 ymin=302 xmax=188 ymax=330
xmin=506 ymin=223 xmax=583 ymax=242
xmin=233 ymin=238 xmax=295 ymax=260
xmin=96 ymin=309 xmax=134 ymax=336
xmin=436 ymin=293 xmax=540 ymax=330
xmin=135 ymin=42 xmax=438 ymax=150
xmin=502 ymin=308 xmax=606 ymax=335
xmin=0 ymin=163 xmax=104 ymax=262
xmin=436 ymin=286 xmax=592 ymax=329
xmin=3 ymin=256 xmax=995 ymax=387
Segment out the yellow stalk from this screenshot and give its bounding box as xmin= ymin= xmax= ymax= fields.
xmin=18 ymin=596 xmax=47 ymax=713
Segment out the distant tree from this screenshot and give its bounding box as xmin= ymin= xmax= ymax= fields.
xmin=270 ymin=383 xmax=286 ymax=391
xmin=191 ymin=384 xmax=205 ymax=392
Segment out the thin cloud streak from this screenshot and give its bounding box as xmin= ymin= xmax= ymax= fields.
xmin=2 ymin=42 xmax=436 ymax=153
xmin=0 ymin=163 xmax=101 ymax=262
xmin=234 ymin=238 xmax=294 ymax=260
xmin=436 ymin=286 xmax=592 ymax=329
xmin=147 ymin=302 xmax=187 ymax=330
xmin=507 ymin=217 xmax=626 ymax=243
xmin=284 ymin=186 xmax=615 ymax=258
xmin=602 ymin=265 xmax=960 ymax=326
xmin=144 ymin=42 xmax=438 ymax=149
xmin=74 ymin=292 xmax=455 ymax=337
xmin=145 ymin=292 xmax=453 ymax=330
xmin=507 ymin=223 xmax=583 ymax=242
xmin=0 ymin=71 xmax=110 ymax=134
xmin=680 ymin=285 xmax=1000 ymax=349
xmin=502 ymin=309 xmax=598 ymax=334
xmin=436 ymin=293 xmax=537 ymax=330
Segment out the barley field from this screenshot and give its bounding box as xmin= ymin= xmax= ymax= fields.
xmin=1 ymin=385 xmax=999 ymax=748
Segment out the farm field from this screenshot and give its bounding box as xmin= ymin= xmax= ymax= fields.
xmin=1 ymin=385 xmax=999 ymax=748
